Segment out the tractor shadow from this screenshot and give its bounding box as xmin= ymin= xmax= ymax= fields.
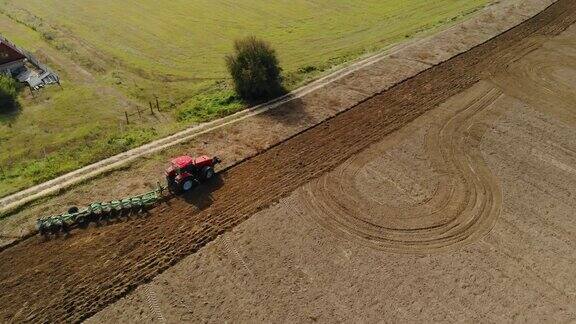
xmin=181 ymin=174 xmax=225 ymax=210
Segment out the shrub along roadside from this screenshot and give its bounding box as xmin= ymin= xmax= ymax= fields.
xmin=176 ymin=89 xmax=244 ymax=123
xmin=226 ymin=36 xmax=284 ymax=102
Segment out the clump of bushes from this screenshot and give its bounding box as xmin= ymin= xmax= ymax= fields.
xmin=226 ymin=36 xmax=283 ymax=102
xmin=0 ymin=74 xmax=19 ymax=112
xmin=176 ymin=89 xmax=243 ymax=123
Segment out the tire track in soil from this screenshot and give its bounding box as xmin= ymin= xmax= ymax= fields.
xmin=296 ymin=85 xmax=504 ymax=253
xmin=1 ymin=1 xmax=575 ymax=322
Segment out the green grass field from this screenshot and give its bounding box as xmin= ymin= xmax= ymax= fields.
xmin=0 ymin=0 xmax=489 ymax=197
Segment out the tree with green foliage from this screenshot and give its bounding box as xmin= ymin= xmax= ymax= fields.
xmin=226 ymin=36 xmax=283 ymax=102
xmin=0 ymin=74 xmax=19 ymax=112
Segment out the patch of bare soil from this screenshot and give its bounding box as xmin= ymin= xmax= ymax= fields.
xmin=1 ymin=1 xmax=575 ymax=322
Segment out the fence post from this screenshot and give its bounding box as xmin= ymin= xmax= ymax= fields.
xmin=149 ymin=101 xmax=154 ymax=115
xmin=155 ymin=96 xmax=160 ymax=111
xmin=125 ymin=111 xmax=129 ymax=124
xmin=137 ymin=107 xmax=142 ymax=119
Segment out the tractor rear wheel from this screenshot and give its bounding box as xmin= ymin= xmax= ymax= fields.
xmin=181 ymin=179 xmax=196 ymax=192
xmin=201 ymin=166 xmax=215 ymax=181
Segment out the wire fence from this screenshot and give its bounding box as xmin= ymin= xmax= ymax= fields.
xmin=0 ymin=95 xmax=177 ymax=179
xmin=124 ymin=101 xmax=157 ymax=124
xmin=123 ymin=95 xmax=175 ymax=125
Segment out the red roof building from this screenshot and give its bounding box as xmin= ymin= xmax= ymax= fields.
xmin=0 ymin=43 xmax=25 ymax=64
xmin=0 ymin=34 xmax=60 ymax=89
xmin=0 ymin=36 xmax=26 ymax=75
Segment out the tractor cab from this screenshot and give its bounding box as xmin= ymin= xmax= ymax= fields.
xmin=165 ymin=155 xmax=221 ymax=193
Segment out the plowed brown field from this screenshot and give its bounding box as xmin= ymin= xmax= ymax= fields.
xmin=1 ymin=1 xmax=575 ymax=322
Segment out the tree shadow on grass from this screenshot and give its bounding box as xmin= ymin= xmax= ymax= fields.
xmin=0 ymin=100 xmax=21 ymax=126
xmin=0 ymin=81 xmax=23 ymax=126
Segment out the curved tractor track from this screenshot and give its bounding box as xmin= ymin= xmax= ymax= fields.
xmin=297 ymin=85 xmax=504 ymax=253
xmin=1 ymin=1 xmax=575 ymax=322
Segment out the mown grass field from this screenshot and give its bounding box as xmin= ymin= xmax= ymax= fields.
xmin=0 ymin=0 xmax=489 ymax=197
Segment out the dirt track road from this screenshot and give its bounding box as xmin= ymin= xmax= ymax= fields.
xmin=1 ymin=1 xmax=575 ymax=322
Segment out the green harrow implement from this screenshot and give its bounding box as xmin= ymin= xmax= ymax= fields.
xmin=36 ymin=185 xmax=166 ymax=236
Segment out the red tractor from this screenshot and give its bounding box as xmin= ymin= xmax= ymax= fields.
xmin=165 ymin=155 xmax=221 ymax=193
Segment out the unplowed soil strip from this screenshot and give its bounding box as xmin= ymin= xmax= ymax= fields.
xmin=1 ymin=1 xmax=575 ymax=322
